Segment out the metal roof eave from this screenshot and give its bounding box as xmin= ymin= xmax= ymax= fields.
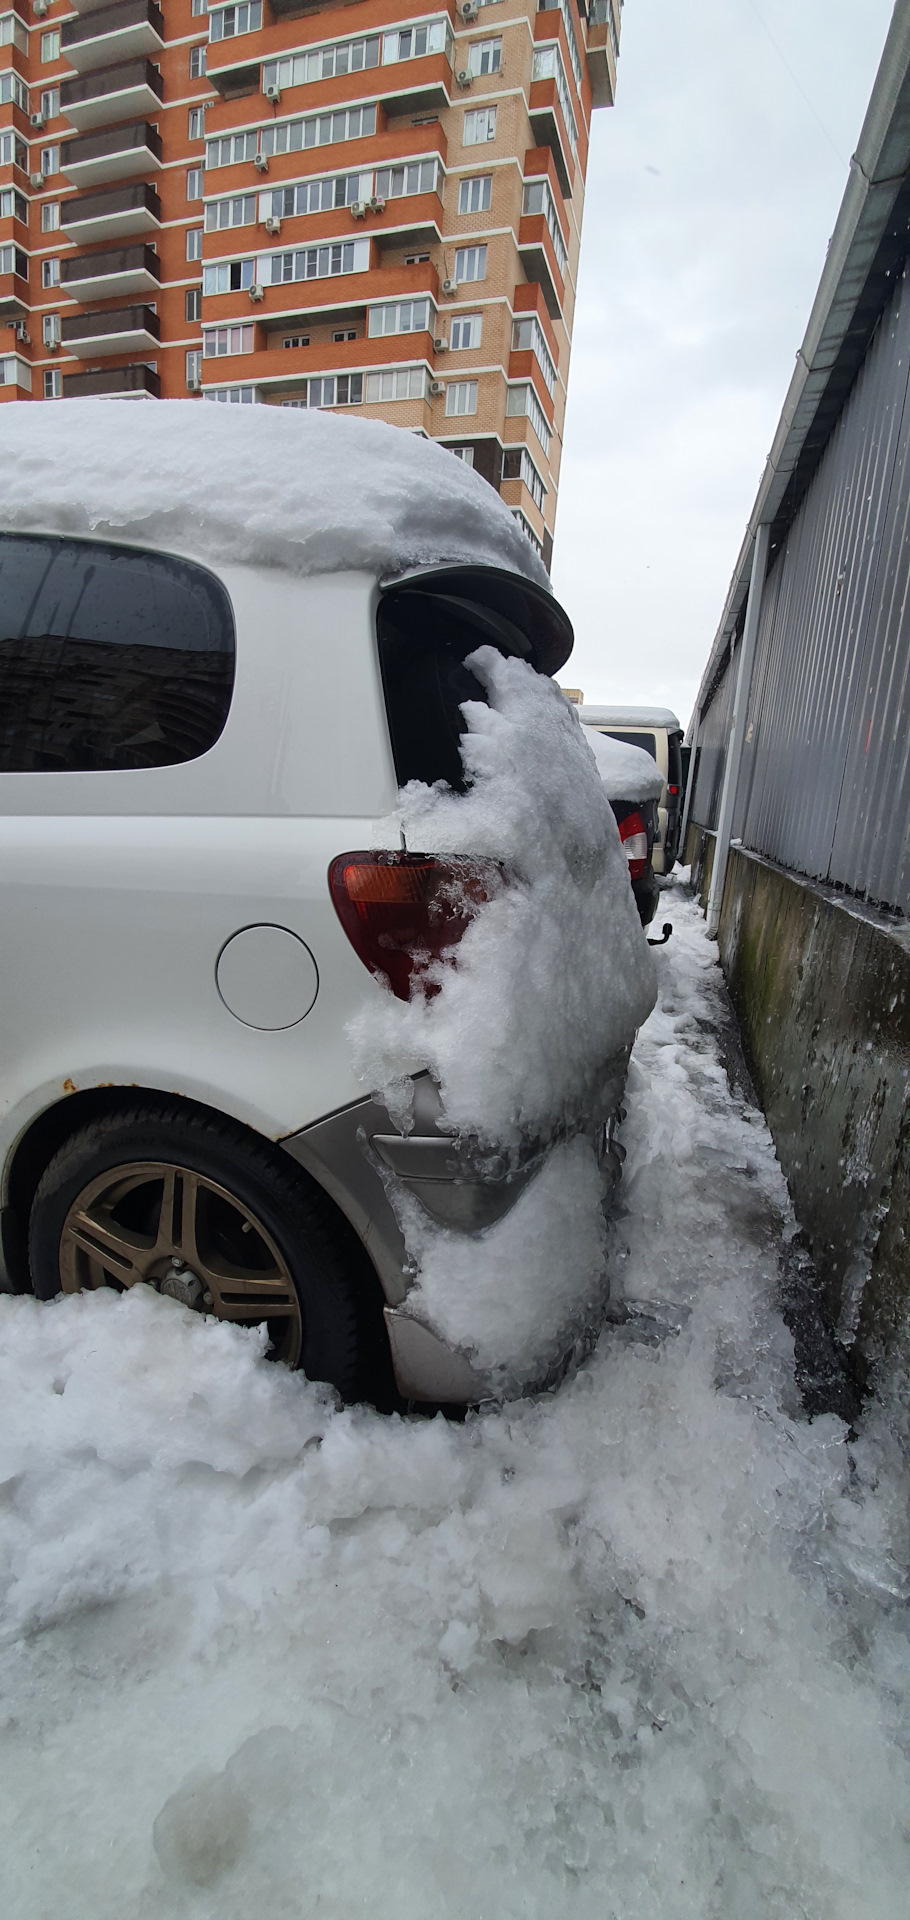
xmin=691 ymin=1 xmax=910 ymax=727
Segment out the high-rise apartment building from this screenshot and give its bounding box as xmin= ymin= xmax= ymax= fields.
xmin=0 ymin=0 xmax=621 ymax=566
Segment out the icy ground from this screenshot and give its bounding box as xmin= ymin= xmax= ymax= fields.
xmin=1 ymin=885 xmax=908 ymax=1920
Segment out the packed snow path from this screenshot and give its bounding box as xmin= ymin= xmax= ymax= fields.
xmin=1 ymin=884 xmax=907 ymax=1920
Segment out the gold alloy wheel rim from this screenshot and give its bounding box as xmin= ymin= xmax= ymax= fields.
xmin=59 ymin=1160 xmax=303 ymax=1366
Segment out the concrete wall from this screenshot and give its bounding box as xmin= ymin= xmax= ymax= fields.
xmin=716 ymin=845 xmax=910 ymax=1380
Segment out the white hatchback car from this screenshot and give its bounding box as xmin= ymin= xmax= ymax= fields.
xmin=0 ymin=402 xmax=650 ymax=1407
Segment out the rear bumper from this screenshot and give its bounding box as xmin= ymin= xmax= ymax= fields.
xmin=280 ymin=1061 xmax=628 ymax=1403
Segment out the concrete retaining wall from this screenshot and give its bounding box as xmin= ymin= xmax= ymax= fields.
xmin=716 ymin=845 xmax=910 ymax=1378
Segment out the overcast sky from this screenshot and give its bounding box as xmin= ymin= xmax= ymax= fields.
xmin=551 ymin=0 xmax=897 ymax=725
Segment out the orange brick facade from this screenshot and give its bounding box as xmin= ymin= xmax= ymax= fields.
xmin=0 ymin=0 xmax=621 ymax=568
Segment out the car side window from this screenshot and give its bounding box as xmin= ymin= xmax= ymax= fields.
xmin=0 ymin=533 xmax=235 ymax=773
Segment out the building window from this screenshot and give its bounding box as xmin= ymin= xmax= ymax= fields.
xmin=185 ymin=288 xmax=202 ymax=322
xmin=190 ymin=45 xmax=207 ymax=77
xmin=364 ymin=367 xmax=426 ymax=402
xmin=40 ymin=88 xmax=59 ymax=119
xmin=40 ymin=202 xmax=60 ymax=233
xmin=450 ymin=313 xmax=481 ymax=349
xmin=381 ymin=21 xmax=452 ymax=64
xmin=40 ymin=145 xmax=59 ymax=176
xmin=192 ymin=0 xmax=207 ymax=14
xmin=510 ymin=507 xmax=543 ymax=556
xmin=263 ymin=34 xmax=379 ymax=90
xmin=43 ymin=368 xmax=62 ymax=398
xmin=305 ymin=373 xmax=363 ymax=407
xmin=209 ymin=2 xmax=262 ymax=42
xmin=203 ymin=323 xmax=255 ymax=357
xmin=0 ymin=189 xmax=27 ymax=223
xmin=458 ymin=175 xmax=491 ymax=215
xmin=0 ymin=134 xmax=27 ymax=168
xmin=0 ymin=16 xmax=27 ymax=51
xmin=374 ymin=158 xmax=438 ymax=200
xmin=332 ymin=327 xmax=357 ymax=341
xmin=404 ymin=252 xmax=430 ymax=265
xmin=505 ymin=381 xmax=551 ymax=454
xmin=467 ymin=38 xmax=501 ymax=75
xmin=259 ymin=103 xmax=377 ymax=161
xmin=186 ymin=227 xmax=204 ymax=261
xmin=186 ymin=349 xmax=203 ymax=384
xmin=41 ymin=256 xmax=60 ymax=288
xmin=463 ymin=106 xmax=497 ymax=146
xmin=511 ymin=315 xmax=556 ymax=394
xmin=521 ymin=179 xmax=568 ymax=279
xmin=203 ymin=259 xmax=256 ymax=294
xmin=0 ymin=74 xmax=29 ymax=111
xmin=502 ymin=445 xmax=546 ymax=511
xmin=450 ymin=445 xmax=474 ymax=465
xmin=187 ymin=168 xmax=204 ymax=200
xmin=445 ymin=380 xmax=478 ymax=416
xmin=188 ymin=107 xmax=207 ymax=140
xmin=205 ymin=131 xmax=258 ymax=168
xmin=42 ymin=313 xmax=60 ymax=348
xmin=40 ymin=28 xmax=60 ymax=61
xmin=454 ymin=244 xmax=486 ymax=283
xmin=259 ymin=237 xmax=369 ymax=287
xmin=368 ymin=298 xmax=432 ymax=337
xmin=0 ymin=355 xmax=29 ymax=389
xmin=205 ymin=194 xmax=256 ymax=231
xmin=204 ymin=385 xmax=258 ymax=402
xmin=283 ymin=334 xmax=310 ymax=348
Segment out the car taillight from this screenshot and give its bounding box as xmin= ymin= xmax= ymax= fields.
xmin=328 ymin=851 xmax=505 ymax=1001
xmin=618 ymin=811 xmax=649 ymax=880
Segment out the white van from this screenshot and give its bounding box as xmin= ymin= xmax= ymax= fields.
xmin=578 ymin=706 xmax=685 ymax=875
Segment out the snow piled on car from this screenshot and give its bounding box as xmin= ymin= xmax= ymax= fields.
xmin=348 ymin=647 xmax=657 ymax=1381
xmin=0 ymin=398 xmax=550 ymax=586
xmin=582 ymin=722 xmax=664 ymax=801
xmin=1 ymin=889 xmax=907 ymax=1920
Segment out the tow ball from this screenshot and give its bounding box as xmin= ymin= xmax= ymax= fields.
xmin=647 ymin=922 xmax=673 ymax=946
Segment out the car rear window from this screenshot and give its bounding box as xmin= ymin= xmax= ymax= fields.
xmin=0 ymin=532 xmax=235 ymax=774
xmin=602 ymin=729 xmax=658 ymax=760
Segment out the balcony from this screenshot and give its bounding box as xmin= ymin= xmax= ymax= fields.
xmin=63 ymin=363 xmax=160 ymax=398
xmin=528 ymin=80 xmax=575 ymax=196
xmin=60 ymin=58 xmax=164 ymax=133
xmin=517 ymin=215 xmax=564 ymax=319
xmin=244 ymin=329 xmax=435 ymax=390
xmin=61 ymin=122 xmax=163 ymax=189
xmin=61 ymin=303 xmax=161 ymax=357
xmin=586 ymin=0 xmax=619 ymax=110
xmin=62 ymin=179 xmax=161 ymax=244
xmin=62 ymin=1 xmax=165 ymax=76
xmin=61 ymin=242 xmax=162 ymax=304
xmin=202 ymin=258 xmax=439 ymax=330
xmin=0 ymin=271 xmax=28 ymax=319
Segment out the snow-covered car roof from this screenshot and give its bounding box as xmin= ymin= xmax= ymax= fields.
xmin=579 ymin=704 xmax=682 ymax=731
xmin=582 ymin=725 xmax=664 ymax=802
xmin=0 ymin=398 xmax=552 ymax=589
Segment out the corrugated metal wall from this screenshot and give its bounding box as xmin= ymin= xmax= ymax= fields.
xmin=691 ymin=267 xmax=910 ymax=913
xmin=689 ymin=651 xmax=735 ymax=830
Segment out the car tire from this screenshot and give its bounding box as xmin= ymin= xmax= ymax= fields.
xmin=28 ymin=1100 xmax=392 ymax=1406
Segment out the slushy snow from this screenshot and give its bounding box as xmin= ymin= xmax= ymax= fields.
xmin=0 ymin=398 xmax=550 ymax=586
xmin=1 ymin=885 xmax=907 ymax=1920
xmin=348 ymin=647 xmax=656 ymax=1380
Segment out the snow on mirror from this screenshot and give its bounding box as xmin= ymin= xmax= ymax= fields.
xmin=349 ymin=647 xmax=657 ymax=1388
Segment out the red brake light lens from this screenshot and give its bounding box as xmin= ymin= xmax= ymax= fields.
xmin=617 ymin=810 xmax=649 ymax=881
xmin=329 ymin=851 xmax=505 ymax=1001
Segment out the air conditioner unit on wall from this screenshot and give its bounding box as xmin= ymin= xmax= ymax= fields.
xmin=350 ymin=199 xmax=368 ymax=218
xmin=460 ymin=1 xmax=479 ymax=18
xmin=455 ymin=70 xmax=472 ymax=88
xmin=429 ymin=379 xmax=445 ymax=396
xmin=30 ymin=112 xmax=45 ymax=129
xmin=265 ymin=84 xmax=281 ymax=104
xmin=264 ymin=215 xmax=281 ymax=235
xmin=441 ymin=277 xmax=456 ymax=293
xmin=33 ymin=0 xmax=49 ymax=15
xmin=30 ymin=171 xmax=44 ymax=188
xmin=433 ymin=336 xmax=448 ymax=351
xmin=248 ymin=283 xmax=264 ymax=302
xmin=253 ymin=153 xmax=269 ymax=173
xmin=187 ymin=377 xmax=201 ymax=391
xmin=368 ymin=194 xmax=386 ymax=214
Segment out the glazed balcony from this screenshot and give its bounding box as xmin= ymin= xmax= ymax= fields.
xmin=585 ymin=0 xmax=619 ymax=109
xmin=60 ymin=241 xmax=161 ymax=304
xmin=517 ymin=213 xmax=565 ymax=319
xmin=62 ymin=179 xmax=161 ymax=244
xmin=252 ymin=191 xmax=443 ymax=257
xmin=528 ymin=79 xmax=576 ymax=196
xmin=62 ymin=1 xmax=165 ymax=76
xmin=0 ymin=270 xmax=28 ymax=319
xmin=60 ymin=58 xmax=164 ymax=133
xmin=61 ymin=302 xmax=161 ymax=357
xmin=60 ymin=121 xmax=163 ymax=189
xmin=202 ymin=258 xmax=440 ymax=329
xmin=230 ymin=327 xmax=436 ymax=389
xmin=63 ymin=362 xmax=160 ymax=397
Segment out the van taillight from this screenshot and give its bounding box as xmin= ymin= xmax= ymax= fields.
xmin=329 ymin=851 xmax=505 ymax=1001
xmin=618 ymin=811 xmax=648 ymax=880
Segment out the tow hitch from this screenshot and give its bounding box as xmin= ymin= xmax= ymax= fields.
xmin=647 ymin=922 xmax=673 ymax=946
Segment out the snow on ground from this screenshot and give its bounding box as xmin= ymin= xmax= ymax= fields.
xmin=1 ymin=883 xmax=908 ymax=1920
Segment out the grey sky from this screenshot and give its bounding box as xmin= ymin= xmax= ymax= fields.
xmin=551 ymin=0 xmax=896 ymax=725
